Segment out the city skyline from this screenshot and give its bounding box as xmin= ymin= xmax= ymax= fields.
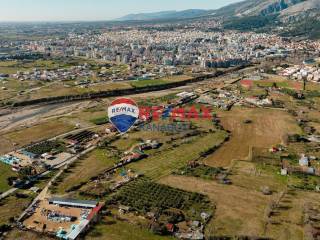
xmin=0 ymin=0 xmax=242 ymax=22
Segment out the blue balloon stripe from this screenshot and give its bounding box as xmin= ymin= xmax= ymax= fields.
xmin=110 ymin=114 xmax=138 ymax=133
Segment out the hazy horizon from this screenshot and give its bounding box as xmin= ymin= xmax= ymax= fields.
xmin=0 ymin=0 xmax=242 ymax=22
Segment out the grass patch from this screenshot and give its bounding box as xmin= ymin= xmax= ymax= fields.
xmin=130 ymin=75 xmax=191 ymax=88
xmin=90 ymin=116 xmax=109 ymax=125
xmin=174 ymin=164 xmax=226 ymax=180
xmin=0 ymin=194 xmax=33 ymax=225
xmin=53 ymin=148 xmax=118 ymax=194
xmin=0 ymin=163 xmax=17 ymax=193
xmin=131 ymin=79 xmax=168 ymax=88
xmin=87 ymin=218 xmax=174 ymax=240
xmin=4 ymin=120 xmax=73 ymax=148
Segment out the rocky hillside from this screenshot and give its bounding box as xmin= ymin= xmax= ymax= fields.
xmin=219 ymin=0 xmax=320 ymax=39
xmin=214 ymin=0 xmax=305 ymax=17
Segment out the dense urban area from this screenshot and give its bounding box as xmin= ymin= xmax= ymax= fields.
xmin=1 ymin=0 xmax=320 ymax=240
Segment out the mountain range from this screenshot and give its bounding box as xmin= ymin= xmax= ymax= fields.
xmin=116 ymin=9 xmax=212 ymax=21
xmin=116 ymin=0 xmax=320 ymax=39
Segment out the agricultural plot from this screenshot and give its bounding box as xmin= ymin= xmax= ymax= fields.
xmin=64 ymin=130 xmax=95 ymax=144
xmin=52 ymin=148 xmax=118 ymax=194
xmin=0 ymin=193 xmax=33 ymax=225
xmin=159 ymin=156 xmax=313 ymax=239
xmin=160 ymin=174 xmax=271 ymax=238
xmin=86 ymin=218 xmax=175 ymax=240
xmin=0 ymin=163 xmax=18 ymax=192
xmin=113 ymin=178 xmax=213 ymax=222
xmin=263 ymin=189 xmax=312 ymax=240
xmin=204 ymin=107 xmax=301 ymax=167
xmin=174 ymin=164 xmax=226 ymax=180
xmin=3 ymin=120 xmax=73 ymax=149
xmin=127 ymin=129 xmax=228 ymax=180
xmin=24 ymin=140 xmax=64 ymax=155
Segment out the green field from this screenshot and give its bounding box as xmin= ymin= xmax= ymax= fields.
xmin=130 ymin=79 xmax=168 ymax=88
xmin=4 ymin=120 xmax=74 ymax=149
xmin=0 ymin=194 xmax=33 ymax=225
xmin=113 ymin=178 xmax=212 ymax=221
xmin=0 ymin=163 xmax=17 ymax=193
xmin=130 ymin=75 xmax=191 ymax=88
xmin=128 ymin=130 xmax=228 ymax=180
xmin=53 ymin=148 xmax=118 ymax=194
xmin=86 ymin=218 xmax=175 ymax=240
xmin=0 ymin=58 xmax=100 ymax=74
xmin=90 ymin=116 xmax=109 ymax=125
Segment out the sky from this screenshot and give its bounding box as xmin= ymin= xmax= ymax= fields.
xmin=0 ymin=0 xmax=242 ymax=22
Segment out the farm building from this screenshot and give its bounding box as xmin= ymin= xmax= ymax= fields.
xmin=48 ymin=198 xmax=98 ymax=209
xmin=22 ymin=197 xmax=104 ymax=240
xmin=20 ymin=150 xmax=39 ymax=159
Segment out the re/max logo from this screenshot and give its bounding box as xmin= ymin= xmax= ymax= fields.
xmin=138 ymin=105 xmax=212 ymax=121
xmin=111 ymin=106 xmax=137 ymax=114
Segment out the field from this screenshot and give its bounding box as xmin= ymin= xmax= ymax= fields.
xmin=90 ymin=116 xmax=109 ymax=125
xmin=53 ymin=148 xmax=118 ymax=194
xmin=21 ymin=81 xmax=131 ymax=101
xmin=130 ymin=79 xmax=169 ymax=88
xmin=3 ymin=120 xmax=74 ymax=149
xmin=160 ymin=174 xmax=270 ymax=237
xmin=86 ymin=218 xmax=175 ymax=240
xmin=252 ymin=79 xmax=302 ymax=90
xmin=113 ymin=178 xmax=212 ymax=221
xmin=174 ymin=164 xmax=225 ymax=180
xmin=204 ymin=107 xmax=301 ymax=167
xmin=5 ymin=230 xmax=55 ymax=240
xmin=0 ymin=61 xmax=21 ymax=74
xmin=0 ymin=163 xmax=18 ymax=192
xmin=0 ymin=194 xmax=33 ymax=225
xmin=0 ymin=58 xmax=98 ymax=74
xmin=127 ymin=129 xmax=228 ymax=180
xmin=66 ymin=104 xmax=110 ymax=127
xmin=130 ymin=75 xmax=191 ymax=88
xmin=264 ymin=190 xmax=319 ymax=240
xmin=0 ymin=78 xmax=35 ymax=102
xmin=159 ymin=155 xmax=317 ymax=240
xmin=0 ymin=137 xmax=15 ymax=155
xmin=24 ymin=140 xmax=64 ymax=155
xmin=0 ymin=58 xmax=132 ymax=103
